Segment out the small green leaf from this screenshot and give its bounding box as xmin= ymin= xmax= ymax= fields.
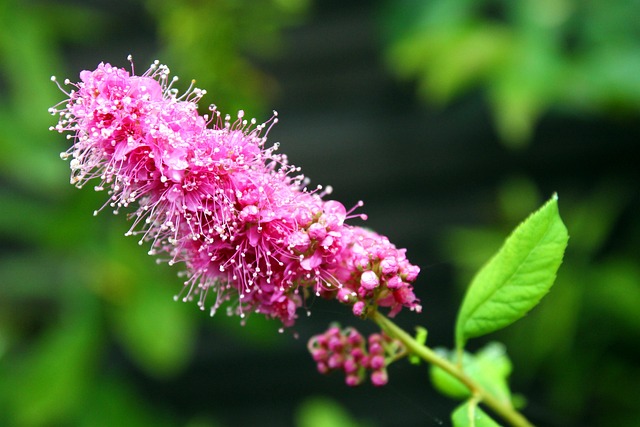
xmin=452 ymin=401 xmax=502 ymax=427
xmin=430 ymin=343 xmax=513 ymax=404
xmin=430 ymin=350 xmax=471 ymax=399
xmin=455 ymin=195 xmax=569 ymax=349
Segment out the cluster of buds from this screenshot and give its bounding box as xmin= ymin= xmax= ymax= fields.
xmin=308 ymin=325 xmax=404 ymax=386
xmin=331 ymin=227 xmax=422 ymax=318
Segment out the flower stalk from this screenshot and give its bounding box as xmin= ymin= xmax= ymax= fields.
xmin=371 ymin=311 xmax=534 ymax=427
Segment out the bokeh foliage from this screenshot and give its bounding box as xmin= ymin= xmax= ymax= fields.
xmin=384 ymin=0 xmax=640 ymax=145
xmin=147 ymin=0 xmax=310 ymax=116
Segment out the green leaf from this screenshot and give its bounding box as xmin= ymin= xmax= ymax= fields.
xmin=452 ymin=400 xmax=502 ymax=427
xmin=430 ymin=349 xmax=471 ymax=399
xmin=455 ymin=195 xmax=569 ymax=349
xmin=430 ymin=343 xmax=513 ymax=404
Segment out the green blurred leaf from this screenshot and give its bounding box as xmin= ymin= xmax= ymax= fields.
xmin=0 ymin=0 xmax=68 ymax=192
xmin=444 ymin=227 xmax=507 ymax=284
xmin=110 ymin=282 xmax=196 ymax=378
xmin=391 ymin=24 xmax=510 ymax=104
xmin=0 ymin=191 xmax=57 ymax=245
xmin=452 ymin=400 xmax=502 ymax=427
xmin=78 ymin=377 xmax=176 ymax=427
xmin=455 ymin=195 xmax=569 ymax=349
xmin=1 ymin=298 xmax=102 ymax=426
xmin=295 ymin=396 xmax=372 ymax=427
xmin=107 ymin=239 xmax=196 ymax=378
xmin=488 ymin=31 xmax=563 ymax=146
xmin=562 ymin=180 xmax=633 ymax=257
xmin=148 ymin=0 xmax=309 ymax=116
xmin=430 ymin=342 xmax=513 ymax=404
xmin=384 ymin=0 xmax=640 ymax=144
xmin=591 ymin=259 xmax=640 ymax=334
xmin=497 ymin=176 xmax=541 ymax=224
xmin=430 ymin=352 xmax=472 ymax=400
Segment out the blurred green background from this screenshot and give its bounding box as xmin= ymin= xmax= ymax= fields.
xmin=0 ymin=0 xmax=638 ymax=426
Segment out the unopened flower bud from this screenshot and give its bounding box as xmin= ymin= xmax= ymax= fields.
xmin=371 ymin=369 xmax=388 ymax=386
xmin=352 ymin=301 xmax=366 ymax=317
xmin=369 ymin=354 xmax=385 ymax=370
xmin=380 ymin=257 xmax=399 ymax=275
xmin=360 ymin=270 xmax=379 ymax=290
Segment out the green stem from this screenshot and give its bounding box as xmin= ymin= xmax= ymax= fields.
xmin=371 ymin=311 xmax=534 ymax=427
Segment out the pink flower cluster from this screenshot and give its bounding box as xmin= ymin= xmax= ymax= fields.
xmin=50 ymin=59 xmax=421 ymax=328
xmin=308 ymin=325 xmax=404 ymax=386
